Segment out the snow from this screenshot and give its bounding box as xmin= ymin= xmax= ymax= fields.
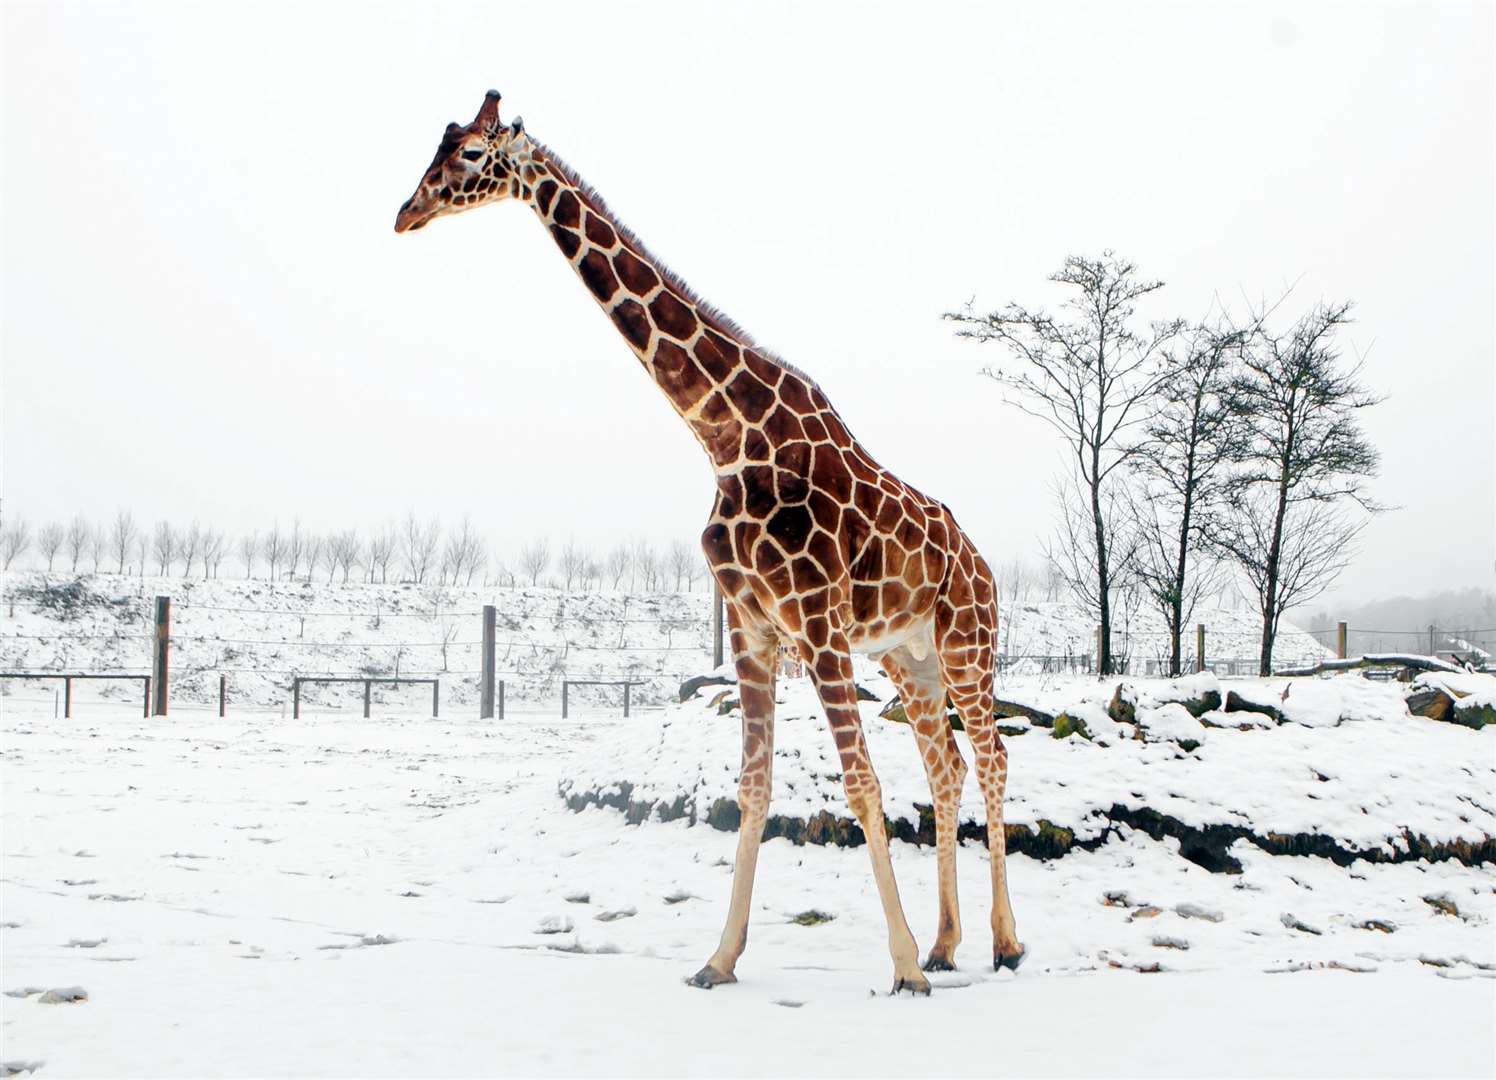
xmin=4 ymin=696 xmax=1494 ymax=1077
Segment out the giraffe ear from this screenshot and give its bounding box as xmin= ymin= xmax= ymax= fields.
xmin=509 ymin=116 xmax=524 ymax=136
xmin=474 ymin=90 xmax=502 ymax=133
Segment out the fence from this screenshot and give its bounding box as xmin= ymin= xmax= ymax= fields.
xmin=0 ymin=581 xmax=726 ymax=718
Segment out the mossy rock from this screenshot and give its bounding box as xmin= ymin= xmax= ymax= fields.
xmin=1052 ymin=713 xmax=1091 ymax=741
xmin=1451 ymin=700 xmax=1493 ymax=730
xmin=1108 ymin=685 xmax=1137 ymax=726
xmin=789 ymin=909 xmax=836 ymax=926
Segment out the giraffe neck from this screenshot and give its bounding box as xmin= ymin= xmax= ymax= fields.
xmin=526 ymin=143 xmax=834 ymax=473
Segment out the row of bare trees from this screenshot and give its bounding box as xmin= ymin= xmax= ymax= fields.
xmin=949 ymin=252 xmax=1380 ymax=676
xmin=0 ymin=509 xmax=712 ymax=594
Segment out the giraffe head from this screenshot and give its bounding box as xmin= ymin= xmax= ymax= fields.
xmin=394 ymin=90 xmax=531 ymax=233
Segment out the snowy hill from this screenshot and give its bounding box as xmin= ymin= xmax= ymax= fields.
xmin=1 ymin=572 xmax=1328 ymax=713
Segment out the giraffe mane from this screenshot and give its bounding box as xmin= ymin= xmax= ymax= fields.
xmin=532 ymin=139 xmax=824 ymax=394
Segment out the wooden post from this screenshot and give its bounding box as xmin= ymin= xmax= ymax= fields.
xmin=480 ymin=605 xmax=497 ymax=719
xmin=363 ymin=680 xmax=372 ymax=718
xmin=64 ymin=676 xmax=72 ymax=719
xmin=623 ymin=682 xmax=632 ymax=719
xmin=498 ymin=680 xmax=505 ymax=720
xmin=142 ymin=676 xmax=151 ymax=718
xmin=562 ymin=680 xmax=569 ymax=720
xmin=712 ymin=584 xmax=724 ymax=669
xmin=1428 ymin=624 xmax=1436 ymax=657
xmin=218 ymin=674 xmax=227 ymax=717
xmin=1196 ymin=624 xmax=1206 ymax=674
xmin=432 ymin=680 xmax=439 ymax=718
xmin=292 ymin=678 xmax=302 ymax=720
xmin=152 ymin=596 xmax=170 ymax=716
xmin=1336 ymin=622 xmax=1348 ymax=660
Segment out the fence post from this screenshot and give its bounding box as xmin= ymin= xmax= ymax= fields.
xmin=1428 ymin=624 xmax=1436 ymax=657
xmin=624 ymin=682 xmax=632 ymax=719
xmin=562 ymin=680 xmax=569 ymax=720
xmin=219 ymin=674 xmax=227 ymax=717
xmin=152 ymin=595 xmax=170 ymax=716
xmin=432 ymin=680 xmax=439 ymax=718
xmin=292 ymin=678 xmax=302 ymax=720
xmin=1196 ymin=624 xmax=1206 ymax=674
xmin=1336 ymin=622 xmax=1347 ymax=660
xmin=363 ymin=680 xmax=372 ymax=718
xmin=64 ymin=676 xmax=72 ymax=719
xmin=712 ymin=584 xmax=724 ymax=669
xmin=498 ymin=679 xmax=505 ymax=720
xmin=480 ymin=604 xmax=497 ymax=719
xmin=142 ymin=676 xmax=151 ymax=718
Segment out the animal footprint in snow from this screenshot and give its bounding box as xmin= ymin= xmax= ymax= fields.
xmin=1174 ymin=903 xmax=1224 ymax=922
xmin=38 ymin=986 xmax=88 ymax=1004
xmin=65 ymin=938 xmax=107 ymax=948
xmin=563 ymin=892 xmax=591 ymax=904
xmin=535 ymin=915 xmax=575 ymax=935
xmin=1280 ymin=913 xmax=1322 ymax=935
xmin=1150 ymin=936 xmax=1189 ymax=950
xmin=596 ymin=908 xmax=636 ymax=922
xmin=662 ymin=890 xmax=695 ymax=905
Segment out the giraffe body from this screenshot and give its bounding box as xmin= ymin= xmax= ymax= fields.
xmin=396 ymin=91 xmax=1024 ymax=991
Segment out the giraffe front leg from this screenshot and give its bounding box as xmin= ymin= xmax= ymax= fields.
xmin=807 ymin=638 xmax=928 ymax=996
xmin=687 ymin=612 xmax=777 ymax=989
xmin=880 ymin=645 xmax=967 ymax=972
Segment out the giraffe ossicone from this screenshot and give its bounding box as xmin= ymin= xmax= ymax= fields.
xmin=396 ymin=90 xmax=1024 ymax=992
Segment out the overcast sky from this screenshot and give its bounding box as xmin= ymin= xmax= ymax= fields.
xmin=4 ymin=1 xmax=1492 ymax=612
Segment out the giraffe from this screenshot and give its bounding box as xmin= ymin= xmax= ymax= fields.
xmin=395 ymin=91 xmax=1024 ymax=994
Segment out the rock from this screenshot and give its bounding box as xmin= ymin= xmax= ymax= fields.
xmin=1052 ymin=713 xmax=1090 ymax=741
xmin=854 ymin=684 xmax=878 ymax=702
xmin=1128 ymin=906 xmax=1163 ymax=921
xmin=1151 ymin=935 xmax=1190 ymax=950
xmin=1280 ymin=912 xmax=1322 ymax=935
xmin=1452 ymin=699 xmax=1494 ymax=730
xmin=563 ymin=892 xmax=590 ymax=904
xmin=1356 ymin=918 xmax=1397 ymax=933
xmin=595 ymin=907 xmax=636 ymax=922
xmin=679 ymin=673 xmax=733 ymax=702
xmin=1135 ymin=703 xmax=1207 ymax=750
xmin=1101 ymin=890 xmax=1133 ymax=907
xmin=3 ymin=1060 xmax=44 ymax=1077
xmin=993 ymin=698 xmax=1057 ymax=727
xmin=1422 ymin=894 xmax=1463 ymax=918
xmin=1224 ymin=690 xmax=1284 ymax=724
xmin=713 ymin=695 xmax=740 ymax=716
xmin=1108 ymin=684 xmax=1137 ymax=727
xmin=1174 ymin=903 xmax=1224 ymax=923
xmin=535 ymin=915 xmax=575 ymax=935
xmin=1406 ymin=688 xmax=1456 ymax=723
xmin=789 ymin=909 xmax=835 ymax=926
xmin=37 ymin=986 xmax=87 ymax=1004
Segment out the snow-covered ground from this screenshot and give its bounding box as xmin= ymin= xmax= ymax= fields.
xmin=4 ymin=680 xmax=1493 ymax=1077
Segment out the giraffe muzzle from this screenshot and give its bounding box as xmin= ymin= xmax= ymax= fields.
xmin=394 ymin=197 xmax=434 ymax=234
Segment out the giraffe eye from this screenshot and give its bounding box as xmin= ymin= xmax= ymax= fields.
xmin=460 ymin=149 xmax=483 ymax=162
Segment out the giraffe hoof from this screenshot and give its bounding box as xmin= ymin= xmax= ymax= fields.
xmin=994 ymin=945 xmax=1027 ymax=972
xmin=685 ymin=964 xmax=737 ymax=989
xmin=921 ymin=952 xmax=957 ymax=972
xmin=890 ymin=973 xmax=932 ymax=996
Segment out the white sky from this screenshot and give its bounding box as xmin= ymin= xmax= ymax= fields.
xmin=3 ymin=0 xmax=1492 ymax=611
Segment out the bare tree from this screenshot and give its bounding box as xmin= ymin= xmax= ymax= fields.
xmin=519 ymin=537 xmax=551 ymax=587
xmin=667 ymin=540 xmax=695 ymax=592
xmin=263 ymin=523 xmax=286 ymax=581
xmin=1216 ymin=301 xmax=1381 ymax=674
xmin=65 ymin=515 xmax=91 ymax=571
xmin=947 ymin=252 xmax=1182 ymax=674
xmin=238 ymin=532 xmax=260 ymax=579
xmin=367 ymin=524 xmax=397 ymax=583
xmin=401 ymin=513 xmax=440 ymax=583
xmin=38 ymin=523 xmax=65 ymax=571
xmin=132 ymin=533 xmax=149 ymax=577
xmin=88 ymin=525 xmax=108 ymax=572
xmin=286 ymin=519 xmax=305 ymax=582
xmin=329 ymin=529 xmax=362 ymax=583
xmin=1129 ymin=320 xmax=1244 ymax=675
xmin=179 ymin=522 xmax=203 ymax=578
xmin=632 ymin=539 xmax=660 ymax=591
xmin=0 ymin=518 xmax=30 ymax=570
xmin=151 ymin=521 xmax=178 ymax=576
xmin=305 ymin=533 xmax=327 ymax=583
xmin=110 ymin=510 xmax=138 ymax=574
xmin=558 ymin=541 xmax=587 ymax=591
xmin=606 ymin=544 xmax=632 ymax=589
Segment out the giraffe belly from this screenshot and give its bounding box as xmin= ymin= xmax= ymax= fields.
xmin=847 ymin=617 xmax=936 ymax=661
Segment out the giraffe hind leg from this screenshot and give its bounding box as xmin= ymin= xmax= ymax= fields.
xmin=880 ymin=642 xmax=967 ymax=972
